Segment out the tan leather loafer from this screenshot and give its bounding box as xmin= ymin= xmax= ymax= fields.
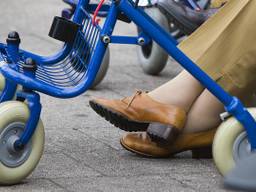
xmin=89 ymin=91 xmax=186 ymax=141
xmin=120 ymin=129 xmax=216 ymax=158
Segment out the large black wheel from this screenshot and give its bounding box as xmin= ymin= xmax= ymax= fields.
xmin=136 ymin=7 xmax=170 ymax=75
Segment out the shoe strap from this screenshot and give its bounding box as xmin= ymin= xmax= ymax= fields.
xmin=124 ymin=90 xmax=143 ymax=109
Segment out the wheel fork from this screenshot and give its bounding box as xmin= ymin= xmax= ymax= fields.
xmin=225 ymin=97 xmax=256 ymax=150
xmin=13 ymin=91 xmax=42 ymax=151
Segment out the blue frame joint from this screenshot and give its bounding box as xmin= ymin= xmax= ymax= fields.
xmin=14 ymin=91 xmax=41 ymax=150
xmin=0 ymin=79 xmax=17 ymax=102
xmin=138 ymin=31 xmax=151 ymax=45
xmin=225 ymin=97 xmax=245 ymax=116
xmin=225 ymin=97 xmax=256 ymax=149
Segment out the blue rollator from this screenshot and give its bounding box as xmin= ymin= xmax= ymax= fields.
xmin=62 ymin=0 xmax=211 ymax=75
xmin=0 ymin=0 xmax=255 ymax=185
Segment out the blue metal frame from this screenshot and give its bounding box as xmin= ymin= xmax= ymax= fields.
xmin=14 ymin=91 xmax=42 ymax=150
xmin=0 ymin=36 xmax=19 ymax=102
xmin=64 ymin=0 xmax=203 ymax=10
xmin=0 ymin=0 xmax=256 ymax=151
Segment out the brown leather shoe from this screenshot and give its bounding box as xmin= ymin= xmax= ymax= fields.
xmin=120 ymin=129 xmax=216 ymax=158
xmin=89 ymin=91 xmax=186 ymax=141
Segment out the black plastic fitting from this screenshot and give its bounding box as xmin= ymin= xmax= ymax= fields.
xmin=49 ymin=16 xmax=80 ymax=43
xmin=22 ymin=58 xmax=38 ymax=71
xmin=6 ymin=31 xmax=21 ymax=44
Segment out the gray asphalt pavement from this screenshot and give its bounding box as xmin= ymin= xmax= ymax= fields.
xmin=0 ymin=1 xmax=229 ymax=191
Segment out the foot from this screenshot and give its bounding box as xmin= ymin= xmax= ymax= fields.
xmin=89 ymin=91 xmax=186 ymax=136
xmin=120 ymin=129 xmax=216 ymax=158
xmin=157 ymin=0 xmax=219 ymax=35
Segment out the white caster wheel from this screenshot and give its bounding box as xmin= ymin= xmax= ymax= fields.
xmin=0 ymin=74 xmax=5 ymax=92
xmin=0 ymin=101 xmax=44 ymax=185
xmin=136 ymin=7 xmax=169 ymax=75
xmin=213 ymin=108 xmax=256 ymax=175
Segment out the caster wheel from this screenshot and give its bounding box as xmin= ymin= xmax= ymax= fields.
xmin=90 ymin=47 xmax=110 ymax=89
xmin=0 ymin=74 xmax=5 ymax=92
xmin=71 ymin=47 xmax=110 ymax=89
xmin=213 ymin=108 xmax=256 ymax=176
xmin=0 ymin=101 xmax=44 ymax=185
xmin=136 ymin=7 xmax=169 ymax=75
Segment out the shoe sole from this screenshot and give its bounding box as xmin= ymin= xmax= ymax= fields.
xmin=120 ymin=138 xmax=171 ymax=158
xmin=120 ymin=138 xmax=212 ymax=159
xmin=89 ymin=100 xmax=149 ymax=132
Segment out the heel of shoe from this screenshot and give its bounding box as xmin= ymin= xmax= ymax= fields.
xmin=147 ymin=123 xmax=179 ymax=144
xmin=192 ymin=146 xmax=212 ymax=159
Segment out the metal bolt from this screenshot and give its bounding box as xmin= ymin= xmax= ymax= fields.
xmin=102 ymin=35 xmax=111 ymax=44
xmin=138 ymin=37 xmax=145 ymax=46
xmin=220 ymin=112 xmax=231 ymax=121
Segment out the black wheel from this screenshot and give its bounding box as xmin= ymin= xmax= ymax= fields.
xmin=136 ymin=7 xmax=169 ymax=75
xmin=90 ymin=48 xmax=110 ymax=88
xmin=70 ymin=47 xmax=110 ymax=88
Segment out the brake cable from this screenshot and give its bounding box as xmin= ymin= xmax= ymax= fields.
xmin=92 ymin=0 xmax=105 ymax=25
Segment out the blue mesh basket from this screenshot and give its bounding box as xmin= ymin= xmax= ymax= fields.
xmin=0 ymin=6 xmax=105 ymax=98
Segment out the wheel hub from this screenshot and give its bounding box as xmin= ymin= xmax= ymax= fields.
xmin=233 ymin=131 xmax=255 ymax=162
xmin=0 ymin=122 xmax=32 ymax=168
xmin=141 ymin=41 xmax=153 ymax=59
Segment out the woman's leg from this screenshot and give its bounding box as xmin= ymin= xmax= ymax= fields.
xmin=183 ymin=89 xmax=225 ymax=133
xmin=119 ymin=89 xmax=225 ymax=157
xmin=148 ymin=70 xmax=204 ymax=112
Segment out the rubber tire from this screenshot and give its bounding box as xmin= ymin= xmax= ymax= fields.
xmin=0 ymin=101 xmax=44 ymax=185
xmin=136 ymin=7 xmax=169 ymax=75
xmin=0 ymin=74 xmax=21 ymax=100
xmin=90 ymin=47 xmax=110 ymax=89
xmin=0 ymin=74 xmax=5 ymax=91
xmin=213 ymin=108 xmax=256 ymax=176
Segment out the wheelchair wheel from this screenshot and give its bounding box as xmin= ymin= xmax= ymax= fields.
xmin=136 ymin=7 xmax=169 ymax=75
xmin=213 ymin=108 xmax=256 ymax=176
xmin=0 ymin=101 xmax=44 ymax=185
xmin=90 ymin=47 xmax=110 ymax=88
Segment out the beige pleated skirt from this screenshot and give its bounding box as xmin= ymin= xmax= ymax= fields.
xmin=211 ymin=0 xmax=229 ymax=8
xmin=178 ymin=0 xmax=256 ymax=105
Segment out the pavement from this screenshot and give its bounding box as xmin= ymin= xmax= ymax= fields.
xmin=0 ymin=0 xmax=230 ymax=191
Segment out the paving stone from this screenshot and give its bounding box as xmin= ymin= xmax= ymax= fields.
xmin=0 ymin=178 xmax=66 ymax=192
xmin=32 ymin=152 xmax=101 ymax=179
xmin=53 ymin=175 xmax=196 ymax=192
